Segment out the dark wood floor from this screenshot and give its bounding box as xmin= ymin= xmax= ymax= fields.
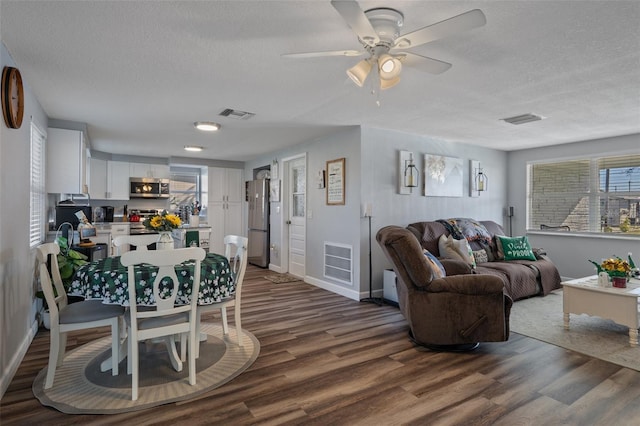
xmin=3 ymin=265 xmax=640 ymax=425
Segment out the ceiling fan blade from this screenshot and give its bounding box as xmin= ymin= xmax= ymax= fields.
xmin=282 ymin=50 xmax=364 ymax=59
xmin=393 ymin=9 xmax=486 ymax=49
xmin=398 ymin=52 xmax=452 ymax=75
xmin=331 ymin=0 xmax=379 ymax=47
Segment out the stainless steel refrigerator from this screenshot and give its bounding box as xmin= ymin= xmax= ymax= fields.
xmin=247 ymin=179 xmax=270 ymax=267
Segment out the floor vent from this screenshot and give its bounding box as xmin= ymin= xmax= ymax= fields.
xmin=500 ymin=113 xmax=545 ymax=125
xmin=219 ymin=108 xmax=255 ymax=120
xmin=324 ymin=242 xmax=352 ymax=285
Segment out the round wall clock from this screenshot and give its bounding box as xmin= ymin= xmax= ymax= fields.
xmin=2 ymin=66 xmax=25 ymax=129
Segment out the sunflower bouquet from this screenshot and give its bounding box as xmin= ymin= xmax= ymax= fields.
xmin=589 ymin=255 xmax=632 ymax=278
xmin=143 ymin=210 xmax=182 ymax=232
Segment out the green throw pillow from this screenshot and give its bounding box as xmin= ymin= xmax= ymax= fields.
xmin=496 ymin=235 xmax=536 ymax=261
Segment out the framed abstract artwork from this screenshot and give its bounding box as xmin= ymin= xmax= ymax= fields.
xmin=423 ymin=154 xmax=463 ymax=197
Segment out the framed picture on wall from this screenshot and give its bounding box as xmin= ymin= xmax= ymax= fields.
xmin=326 ymin=157 xmax=345 ymax=205
xmin=423 ymin=154 xmax=463 ymax=197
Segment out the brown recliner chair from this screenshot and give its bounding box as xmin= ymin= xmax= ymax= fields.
xmin=377 ymin=225 xmax=512 ymax=351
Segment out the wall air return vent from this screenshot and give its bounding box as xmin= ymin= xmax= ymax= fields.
xmin=324 ymin=242 xmax=352 ymax=285
xmin=500 ymin=113 xmax=545 ymax=125
xmin=219 ymin=108 xmax=255 ymax=120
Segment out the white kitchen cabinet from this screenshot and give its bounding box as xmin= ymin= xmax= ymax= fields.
xmin=208 ymin=167 xmax=243 ymax=254
xmin=130 ymin=162 xmax=170 ymax=179
xmin=46 ymin=128 xmax=88 ymax=194
xmin=89 ymin=158 xmax=130 ymax=200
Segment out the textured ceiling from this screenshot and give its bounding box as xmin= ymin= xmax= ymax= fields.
xmin=2 ymin=0 xmax=639 ymax=161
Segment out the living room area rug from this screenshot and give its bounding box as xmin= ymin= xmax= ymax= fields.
xmin=264 ymin=273 xmax=302 ymax=283
xmin=32 ymin=322 xmax=260 ymax=414
xmin=510 ymin=290 xmax=640 ymax=371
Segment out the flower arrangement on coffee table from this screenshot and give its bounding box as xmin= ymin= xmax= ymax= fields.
xmin=589 ymin=254 xmax=637 ymax=288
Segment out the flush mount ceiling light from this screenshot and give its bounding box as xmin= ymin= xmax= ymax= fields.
xmin=184 ymin=145 xmax=204 ymax=152
xmin=283 ymin=1 xmax=487 ymax=91
xmin=194 ymin=121 xmax=220 ymax=131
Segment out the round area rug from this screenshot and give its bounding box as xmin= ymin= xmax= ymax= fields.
xmin=32 ymin=323 xmax=260 ymax=414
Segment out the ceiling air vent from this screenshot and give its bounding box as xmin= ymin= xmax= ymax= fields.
xmin=500 ymin=113 xmax=545 ymax=125
xmin=219 ymin=108 xmax=255 ymax=120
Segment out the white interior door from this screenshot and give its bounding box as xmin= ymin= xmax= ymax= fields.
xmin=287 ymin=156 xmax=306 ymax=278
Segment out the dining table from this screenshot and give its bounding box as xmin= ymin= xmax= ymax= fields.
xmin=69 ymin=251 xmax=235 ymax=372
xmin=69 ymin=252 xmax=235 ymax=306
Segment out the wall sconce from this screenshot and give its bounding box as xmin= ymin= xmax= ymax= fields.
xmin=470 ymin=160 xmax=488 ymax=196
xmin=405 ymin=153 xmax=419 ymax=188
xmin=399 ymin=150 xmax=419 ymax=194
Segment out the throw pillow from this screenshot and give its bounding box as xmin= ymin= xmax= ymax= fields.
xmin=478 ymin=240 xmax=496 ymax=262
xmin=438 ymin=234 xmax=476 ymax=267
xmin=423 ymin=250 xmax=446 ymax=279
xmin=472 ymin=249 xmax=489 ymax=264
xmin=496 ymin=235 xmax=537 ymax=261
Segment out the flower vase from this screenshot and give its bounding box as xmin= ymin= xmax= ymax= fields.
xmin=612 ymin=276 xmax=627 ymax=288
xmin=157 ymin=231 xmax=174 ymax=250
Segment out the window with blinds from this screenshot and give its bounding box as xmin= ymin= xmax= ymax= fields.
xmin=30 ymin=123 xmax=46 ymax=247
xmin=528 ymin=154 xmax=640 ymax=236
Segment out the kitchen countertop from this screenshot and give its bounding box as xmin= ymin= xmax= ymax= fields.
xmin=176 ymin=225 xmax=212 ymax=230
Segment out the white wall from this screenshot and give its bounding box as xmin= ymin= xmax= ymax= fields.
xmin=507 ymin=133 xmax=640 ymax=279
xmin=1 ymin=42 xmax=49 ymax=398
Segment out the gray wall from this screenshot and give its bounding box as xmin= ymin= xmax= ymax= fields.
xmin=246 ymin=126 xmax=508 ymax=299
xmin=507 ymin=133 xmax=640 ymax=279
xmin=361 ymin=127 xmax=508 ymax=296
xmin=1 ymin=42 xmax=49 ymax=397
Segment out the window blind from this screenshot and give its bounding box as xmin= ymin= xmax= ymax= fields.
xmin=30 ymin=123 xmax=46 ymax=247
xmin=528 ymin=155 xmax=640 ymax=235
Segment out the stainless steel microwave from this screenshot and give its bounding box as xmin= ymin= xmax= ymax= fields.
xmin=129 ymin=177 xmax=170 ymax=199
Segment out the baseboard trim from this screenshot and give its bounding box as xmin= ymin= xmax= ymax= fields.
xmin=268 ymin=263 xmax=282 ymax=273
xmin=1 ymin=318 xmax=38 ymax=399
xmin=304 ymin=276 xmax=362 ymax=301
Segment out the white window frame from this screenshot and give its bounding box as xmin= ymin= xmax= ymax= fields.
xmin=30 ymin=122 xmax=47 ymax=248
xmin=527 ymin=153 xmax=640 ymax=238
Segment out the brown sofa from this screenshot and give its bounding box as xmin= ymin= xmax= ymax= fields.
xmin=377 ymin=225 xmax=512 ymax=351
xmin=407 ymin=220 xmax=561 ymax=301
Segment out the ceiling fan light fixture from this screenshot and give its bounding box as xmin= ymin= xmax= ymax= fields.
xmin=194 ymin=121 xmax=220 ymax=131
xmin=378 ymin=54 xmax=402 ymax=80
xmin=380 ymin=75 xmax=400 ymax=90
xmin=346 ymin=59 xmax=372 ymax=87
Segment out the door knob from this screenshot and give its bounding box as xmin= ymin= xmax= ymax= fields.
xmin=286 ymin=220 xmax=292 ymax=225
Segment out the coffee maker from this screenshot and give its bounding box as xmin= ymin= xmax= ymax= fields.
xmin=102 ymin=206 xmax=115 ymax=222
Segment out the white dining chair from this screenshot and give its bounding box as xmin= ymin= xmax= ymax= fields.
xmin=196 ymin=235 xmax=248 ymax=355
xmin=120 ymin=246 xmax=206 ymax=401
xmin=36 ymin=242 xmax=125 ymax=390
xmin=112 ymin=234 xmax=162 ymax=256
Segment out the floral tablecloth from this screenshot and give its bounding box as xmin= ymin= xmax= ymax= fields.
xmin=69 ymin=253 xmax=234 ymax=306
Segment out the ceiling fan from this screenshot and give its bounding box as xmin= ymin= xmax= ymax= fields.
xmin=283 ymin=0 xmax=486 ymax=90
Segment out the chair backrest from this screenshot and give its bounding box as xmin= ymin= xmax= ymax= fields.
xmin=224 ymin=235 xmax=248 ymax=298
xmin=36 ymin=242 xmax=68 ymax=318
xmin=112 ymin=234 xmax=161 ymax=256
xmin=120 ymin=247 xmax=206 ymax=319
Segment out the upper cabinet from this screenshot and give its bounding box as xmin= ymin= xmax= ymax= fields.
xmin=209 ymin=167 xmax=243 ymax=203
xmin=89 ymin=158 xmax=130 ymax=200
xmin=130 ymin=162 xmax=170 ymax=179
xmin=46 ymin=128 xmax=88 ymax=194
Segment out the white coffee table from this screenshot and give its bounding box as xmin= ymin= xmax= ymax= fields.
xmin=562 ymin=275 xmax=640 ymax=347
